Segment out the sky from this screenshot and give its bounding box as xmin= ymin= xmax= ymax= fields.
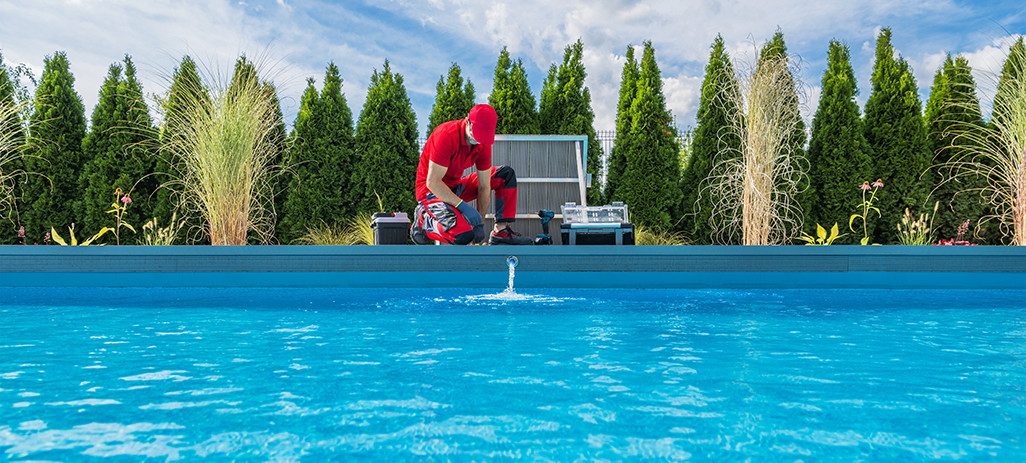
xmin=1 ymin=0 xmax=1023 ymax=138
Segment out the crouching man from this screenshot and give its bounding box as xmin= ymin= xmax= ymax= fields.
xmin=411 ymin=104 xmax=532 ymax=245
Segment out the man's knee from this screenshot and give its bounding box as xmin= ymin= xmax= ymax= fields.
xmin=452 ymin=230 xmax=475 ymax=245
xmin=494 ymin=165 xmax=517 ymax=189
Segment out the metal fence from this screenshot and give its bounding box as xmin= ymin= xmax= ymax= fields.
xmin=460 ymin=135 xmax=589 ymax=245
xmin=595 ymin=129 xmax=615 ymax=187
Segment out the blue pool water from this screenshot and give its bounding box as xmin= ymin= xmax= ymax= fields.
xmin=1 ymin=287 xmax=1024 ymax=461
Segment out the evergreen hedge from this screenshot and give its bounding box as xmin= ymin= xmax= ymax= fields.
xmin=925 ymin=55 xmax=989 ymax=243
xmin=539 ymin=39 xmax=602 ymax=205
xmin=604 ymin=44 xmax=639 ymax=205
xmin=351 ymin=60 xmax=419 ymax=215
xmin=280 ymin=63 xmax=356 ymax=243
xmin=612 ymin=41 xmax=680 ymax=231
xmin=680 ymin=35 xmax=741 ymax=244
xmin=155 ymin=55 xmax=207 ymax=243
xmin=863 ymin=28 xmax=931 ymax=244
xmin=804 ymin=40 xmax=872 ymax=239
xmin=758 ymin=30 xmax=807 ymax=218
xmin=489 ymin=47 xmax=540 ymax=135
xmin=22 ymin=52 xmax=87 ymax=243
xmin=992 ymin=38 xmax=1025 ymax=132
xmin=426 ymin=62 xmax=474 ymax=137
xmin=78 ymin=56 xmax=156 ymax=244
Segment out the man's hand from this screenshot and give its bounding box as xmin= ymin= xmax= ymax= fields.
xmin=456 ymin=200 xmax=483 ymax=227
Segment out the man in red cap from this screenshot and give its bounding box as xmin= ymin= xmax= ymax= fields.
xmin=411 ymin=104 xmax=532 ymax=245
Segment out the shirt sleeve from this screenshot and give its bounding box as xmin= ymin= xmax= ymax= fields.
xmin=475 ymin=144 xmax=492 ymax=171
xmin=428 ymin=130 xmax=455 ymax=168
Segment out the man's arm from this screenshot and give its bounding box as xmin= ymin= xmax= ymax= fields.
xmin=476 ymin=169 xmax=491 ymax=217
xmin=426 ymin=161 xmax=463 ymax=205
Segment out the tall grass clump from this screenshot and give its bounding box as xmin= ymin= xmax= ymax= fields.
xmin=708 ymin=52 xmax=807 ymax=245
xmin=158 ymin=58 xmax=287 ymax=245
xmin=294 ymin=215 xmax=374 ymax=246
xmin=941 ymin=41 xmax=1026 ymax=245
xmin=635 ymin=224 xmax=690 ymax=245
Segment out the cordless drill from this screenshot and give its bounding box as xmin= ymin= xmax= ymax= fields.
xmin=534 ymin=209 xmax=554 ymax=245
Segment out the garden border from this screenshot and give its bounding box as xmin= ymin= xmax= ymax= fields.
xmin=1 ymin=245 xmax=1023 ymax=289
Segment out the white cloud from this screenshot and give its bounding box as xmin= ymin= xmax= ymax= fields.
xmin=803 ymin=85 xmax=822 ymax=128
xmin=1 ymin=0 xmax=1020 ymax=134
xmin=0 ymin=0 xmax=320 ymax=125
xmin=662 ymin=75 xmax=703 ymax=129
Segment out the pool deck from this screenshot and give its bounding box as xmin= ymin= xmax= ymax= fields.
xmin=1 ymin=245 xmax=1024 ymax=289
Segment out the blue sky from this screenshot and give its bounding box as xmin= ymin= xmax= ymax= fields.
xmin=1 ymin=0 xmax=1023 ymax=136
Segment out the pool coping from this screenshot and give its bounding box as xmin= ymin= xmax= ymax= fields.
xmin=2 ymin=245 xmax=1024 ymax=289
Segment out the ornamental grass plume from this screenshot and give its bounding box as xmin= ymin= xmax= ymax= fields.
xmin=157 ymin=57 xmax=288 ymax=245
xmin=708 ymin=51 xmax=807 ymax=245
xmin=140 ymin=212 xmax=185 ymax=246
xmin=0 ymin=100 xmax=29 ymax=220
xmin=897 ymin=201 xmax=939 ymax=245
xmin=296 ymin=193 xmax=383 ymax=245
xmin=939 ymin=41 xmax=1026 ymax=245
xmin=635 ymin=224 xmax=690 ymax=245
xmin=294 ymin=214 xmax=374 ymax=246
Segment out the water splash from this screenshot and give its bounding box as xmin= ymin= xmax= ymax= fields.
xmin=458 ymin=255 xmax=584 ymax=303
xmin=505 ymin=256 xmax=519 ymax=293
xmin=507 ymin=261 xmax=516 ymax=293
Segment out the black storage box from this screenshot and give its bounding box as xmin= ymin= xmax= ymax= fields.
xmin=560 ymin=223 xmax=635 ymax=245
xmin=371 ymin=212 xmax=410 ymax=245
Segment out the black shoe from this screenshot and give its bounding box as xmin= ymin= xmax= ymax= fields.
xmin=489 ymin=225 xmax=533 ymax=245
xmin=411 ymin=227 xmax=430 ymax=245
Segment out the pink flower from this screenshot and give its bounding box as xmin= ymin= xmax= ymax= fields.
xmin=860 ymin=182 xmax=871 ymax=190
xmin=17 ymin=226 xmax=25 ymax=238
xmin=121 ymin=195 xmax=132 ymax=204
xmin=872 ymin=179 xmax=884 ymax=188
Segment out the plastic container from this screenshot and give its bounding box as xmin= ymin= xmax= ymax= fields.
xmin=371 ymin=212 xmax=410 ymax=245
xmin=560 ymin=202 xmax=629 ymax=224
xmin=560 ymin=222 xmax=635 ymax=245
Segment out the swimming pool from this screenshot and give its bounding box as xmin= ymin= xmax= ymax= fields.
xmin=2 ymin=287 xmax=1023 ymax=460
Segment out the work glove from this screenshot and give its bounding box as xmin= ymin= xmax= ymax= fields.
xmin=455 ymin=200 xmax=483 ymax=227
xmin=472 ymin=224 xmax=486 ymax=244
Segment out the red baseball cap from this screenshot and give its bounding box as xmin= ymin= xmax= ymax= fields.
xmin=468 ymin=104 xmax=497 ymax=145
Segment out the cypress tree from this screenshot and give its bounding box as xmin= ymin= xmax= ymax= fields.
xmin=489 ymin=47 xmax=540 ymax=135
xmin=925 ymin=55 xmax=989 ymax=243
xmin=22 ymin=52 xmax=87 ymax=243
xmin=426 ymin=62 xmax=475 ymax=137
xmin=538 ymin=39 xmax=603 ymax=205
xmin=804 ymin=40 xmax=872 ymax=238
xmin=616 ymin=41 xmax=680 ymax=230
xmin=604 ymin=44 xmax=640 ymax=204
xmin=863 ymin=28 xmax=931 ymax=244
xmin=261 ymin=80 xmax=288 ymax=243
xmin=78 ymin=56 xmax=156 ymax=243
xmin=0 ymin=53 xmax=13 ymax=107
xmin=280 ymin=63 xmax=356 ymax=242
xmin=352 ymin=60 xmax=419 ymax=214
xmin=155 ymin=55 xmax=206 ymax=242
xmin=538 ymin=64 xmax=559 ymax=134
xmin=680 ymin=35 xmax=741 ymax=244
xmin=758 ymin=30 xmax=808 ymax=209
xmin=992 ymin=37 xmax=1025 ymax=132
